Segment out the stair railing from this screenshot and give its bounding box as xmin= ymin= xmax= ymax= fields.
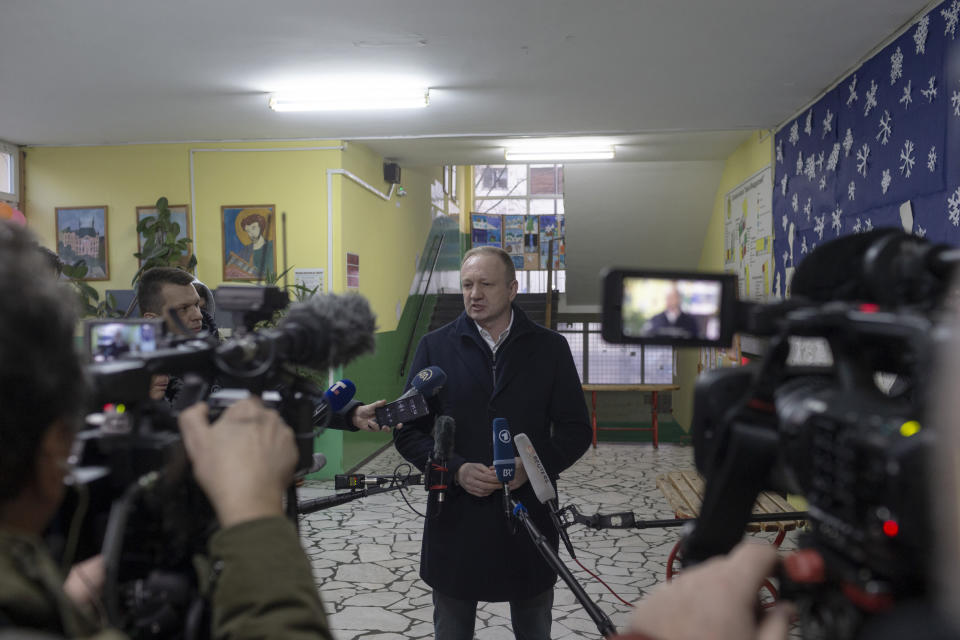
xmin=545 ymin=236 xmax=564 ymax=330
xmin=399 ymin=233 xmax=445 ymax=377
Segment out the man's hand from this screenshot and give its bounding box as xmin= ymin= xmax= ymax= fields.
xmin=179 ymin=399 xmax=297 ymax=529
xmin=456 ymin=462 xmax=503 ymax=497
xmin=351 ymin=400 xmax=402 ymax=432
xmin=507 ymin=457 xmax=528 ymax=491
xmin=64 ymin=554 xmax=105 ymax=616
xmin=629 ymin=542 xmax=793 ymax=640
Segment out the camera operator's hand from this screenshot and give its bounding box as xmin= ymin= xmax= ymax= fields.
xmin=351 ymin=400 xmax=403 ymax=432
xmin=179 ymin=399 xmax=297 ymax=529
xmin=63 ymin=554 xmax=105 ymax=617
xmin=628 ymin=542 xmax=793 ymax=640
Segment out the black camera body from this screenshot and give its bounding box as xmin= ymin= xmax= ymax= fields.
xmin=603 ymin=229 xmax=955 ymax=638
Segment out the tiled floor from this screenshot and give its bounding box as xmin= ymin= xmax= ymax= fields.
xmin=298 ymin=442 xmax=798 ymax=639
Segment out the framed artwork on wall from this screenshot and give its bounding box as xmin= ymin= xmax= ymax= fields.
xmin=221 ymin=204 xmax=277 ymax=281
xmin=136 ymin=204 xmax=191 ymax=268
xmin=55 ymin=205 xmax=109 ymax=280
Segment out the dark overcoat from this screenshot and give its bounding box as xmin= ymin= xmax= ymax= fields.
xmin=394 ymin=304 xmax=591 ymax=602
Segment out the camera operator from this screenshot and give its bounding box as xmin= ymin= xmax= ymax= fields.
xmin=0 ymin=223 xmax=332 ymax=639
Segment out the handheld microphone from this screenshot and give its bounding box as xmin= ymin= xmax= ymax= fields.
xmin=310 ymin=378 xmax=356 ymax=427
xmin=492 ymin=418 xmax=515 ymax=484
xmin=375 ymin=366 xmax=446 ymax=426
xmin=427 ymin=415 xmax=456 ymax=506
xmin=515 ymin=433 xmax=576 ymax=558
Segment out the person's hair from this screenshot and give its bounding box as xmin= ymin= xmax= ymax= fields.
xmin=462 ymin=246 xmax=516 ymax=284
xmin=37 ymin=245 xmax=64 ymax=277
xmin=138 ymin=266 xmax=195 ymax=315
xmin=241 ymin=213 xmax=267 ymax=233
xmin=0 ymin=223 xmax=84 ymax=502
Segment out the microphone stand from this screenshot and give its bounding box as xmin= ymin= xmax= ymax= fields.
xmin=510 ymin=499 xmax=617 ymax=638
xmin=297 ymin=474 xmax=422 ymax=515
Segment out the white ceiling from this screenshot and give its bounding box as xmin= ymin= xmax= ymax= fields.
xmin=0 ymin=0 xmax=933 ymax=165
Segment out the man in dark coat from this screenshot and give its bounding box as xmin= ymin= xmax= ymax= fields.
xmin=394 ymin=246 xmax=591 ymax=640
xmin=643 ymin=284 xmax=700 ymax=338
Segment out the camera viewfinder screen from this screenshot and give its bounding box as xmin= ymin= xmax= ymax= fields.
xmin=622 ymin=277 xmax=723 ymax=341
xmin=89 ymin=322 xmax=159 ymax=362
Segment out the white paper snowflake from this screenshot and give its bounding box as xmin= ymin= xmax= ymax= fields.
xmin=782 ymin=250 xmax=789 ymax=268
xmin=814 ymin=215 xmax=825 ymax=241
xmin=782 ymin=214 xmax=788 ymax=232
xmin=900 ymin=80 xmax=913 ymax=109
xmin=953 ymin=88 xmax=960 ymax=116
xmin=890 ymin=47 xmax=904 ymax=85
xmin=876 ymin=110 xmax=893 ymax=145
xmin=789 ymin=121 xmax=800 ymax=146
xmin=864 ymin=219 xmax=874 ymax=232
xmin=881 ymin=169 xmax=892 ymax=194
xmin=776 ymin=140 xmax=784 ymax=164
xmin=856 ymin=143 xmax=870 ymax=177
xmin=795 ymin=151 xmax=804 ymax=176
xmin=864 ymin=79 xmax=879 ymax=116
xmin=944 ymin=0 xmax=960 ymax=39
xmin=853 ymin=218 xmax=863 ymax=233
xmin=916 ymin=225 xmax=927 ymax=238
xmin=949 ymin=187 xmax=960 ymax=226
xmin=791 ymin=193 xmax=799 ymax=213
xmin=847 ymin=75 xmax=859 ymax=107
xmin=780 ymin=174 xmax=788 ymax=196
xmin=804 ymin=198 xmax=812 ymax=222
xmin=915 ymin=15 xmax=930 ymax=54
xmin=822 ymin=109 xmax=834 ymax=137
xmin=826 ymin=143 xmax=840 ymax=172
xmin=801 ymin=236 xmax=809 ymax=255
xmin=816 ymin=151 xmax=825 ymax=173
xmin=921 ymin=76 xmax=938 ymax=102
xmin=819 ymin=176 xmax=827 ymax=191
xmin=900 ymin=140 xmax=916 ymax=177
xmin=929 ymin=146 xmax=938 ymax=172
xmin=804 ymin=110 xmax=813 ymax=136
xmin=831 ymin=206 xmax=843 ymax=235
xmin=843 ymin=129 xmax=854 ymax=157
xmin=848 ymin=181 xmax=856 ymax=201
xmin=805 ymin=154 xmax=817 ymax=181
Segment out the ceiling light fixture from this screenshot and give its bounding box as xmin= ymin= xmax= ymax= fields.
xmin=269 ymin=87 xmax=430 ymax=112
xmin=503 ymin=139 xmax=615 ymax=162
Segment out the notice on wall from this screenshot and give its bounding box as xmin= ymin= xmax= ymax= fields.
xmin=294 ymin=268 xmax=325 ymax=295
xmin=346 ymin=252 xmax=360 ymax=290
xmin=724 ymin=167 xmax=774 ymax=302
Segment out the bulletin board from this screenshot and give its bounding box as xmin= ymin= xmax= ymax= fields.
xmin=724 ymin=167 xmax=774 ymax=302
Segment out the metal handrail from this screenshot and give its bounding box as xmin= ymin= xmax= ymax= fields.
xmin=399 ymin=233 xmax=445 ymax=377
xmin=545 ymin=235 xmax=564 ymax=329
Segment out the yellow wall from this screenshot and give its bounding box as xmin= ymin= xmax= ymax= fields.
xmin=674 ymin=131 xmax=772 ymax=428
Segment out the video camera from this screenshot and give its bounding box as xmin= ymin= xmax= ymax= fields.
xmin=602 ymin=229 xmax=958 ymax=639
xmin=64 ymin=285 xmax=376 ymax=639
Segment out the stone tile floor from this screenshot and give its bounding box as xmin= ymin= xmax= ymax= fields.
xmin=298 ymin=443 xmax=798 ymax=639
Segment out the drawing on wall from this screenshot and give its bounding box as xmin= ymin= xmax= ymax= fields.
xmin=136 ymin=204 xmax=191 ymax=268
xmin=56 ymin=206 xmax=109 ymax=280
xmin=222 ymin=205 xmax=277 ymax=281
xmin=523 ymin=215 xmax=540 ymax=269
xmin=471 ymin=213 xmax=502 ymax=248
xmin=503 ymin=215 xmax=525 ymax=255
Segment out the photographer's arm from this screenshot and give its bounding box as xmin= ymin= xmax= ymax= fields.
xmin=178 ymin=401 xmax=332 ymax=640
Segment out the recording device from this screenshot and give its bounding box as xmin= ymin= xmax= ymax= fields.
xmin=601 ymin=229 xmax=957 ymax=639
xmin=426 ymin=415 xmax=456 ymax=505
xmin=375 ymin=365 xmax=446 ymax=426
xmin=85 ymin=318 xmax=164 ymax=362
xmin=70 ymin=286 xmax=377 ymax=639
xmin=335 ymin=472 xmax=423 ymax=490
xmin=514 ymin=433 xmax=576 ymax=559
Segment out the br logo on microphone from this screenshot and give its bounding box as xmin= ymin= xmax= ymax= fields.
xmin=498 ymin=429 xmax=512 ymax=444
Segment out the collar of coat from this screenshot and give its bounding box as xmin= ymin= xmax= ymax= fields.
xmin=452 ymin=304 xmax=542 ymax=398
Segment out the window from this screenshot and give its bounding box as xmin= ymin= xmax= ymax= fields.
xmin=557 ymin=322 xmax=675 ymax=384
xmin=0 ymin=141 xmax=16 ymax=202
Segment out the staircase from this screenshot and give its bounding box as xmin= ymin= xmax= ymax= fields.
xmin=428 ymin=293 xmax=558 ymax=331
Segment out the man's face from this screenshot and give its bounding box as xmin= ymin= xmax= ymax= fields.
xmin=461 ymin=254 xmax=517 ymax=328
xmin=155 ymin=283 xmax=203 ymax=334
xmin=666 ymin=288 xmax=681 ymax=314
xmin=244 ymin=221 xmax=262 ymax=242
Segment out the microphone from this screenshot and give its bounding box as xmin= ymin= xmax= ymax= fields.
xmin=310 ymin=378 xmax=357 ymax=428
xmin=400 ymin=366 xmax=447 ymax=399
xmin=492 ymin=418 xmax=515 ymax=484
xmin=515 ymin=433 xmax=576 ymax=558
xmin=427 ymin=415 xmax=456 ymax=504
xmin=276 ymin=292 xmax=377 ymax=370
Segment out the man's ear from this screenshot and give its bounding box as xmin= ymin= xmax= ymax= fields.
xmin=508 ymin=279 xmax=519 ymax=301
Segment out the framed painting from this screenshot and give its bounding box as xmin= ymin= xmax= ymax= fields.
xmin=221 ymin=205 xmax=277 ymax=281
xmin=136 ymin=204 xmax=191 ymax=268
xmin=55 ymin=206 xmax=109 ymax=280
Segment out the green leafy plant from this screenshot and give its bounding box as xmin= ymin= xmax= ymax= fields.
xmin=133 ymin=196 xmax=197 ymax=285
xmin=62 ymin=260 xmax=122 ymax=318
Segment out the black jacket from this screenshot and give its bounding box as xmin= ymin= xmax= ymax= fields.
xmin=394 ymin=305 xmax=591 ymax=601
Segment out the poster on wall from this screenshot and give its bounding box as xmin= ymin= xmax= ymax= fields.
xmin=222 ymin=205 xmax=277 ymax=281
xmin=56 ymin=206 xmax=109 ymax=280
xmin=503 ymin=215 xmax=524 ymax=256
xmin=523 ymin=215 xmax=540 ymax=268
xmin=346 ymin=253 xmax=360 ymax=290
xmin=294 ymin=268 xmax=325 ymax=296
xmin=136 ymin=204 xmax=191 ymax=268
xmin=724 ymin=168 xmax=774 ymax=302
xmin=470 ymin=213 xmax=502 ymax=248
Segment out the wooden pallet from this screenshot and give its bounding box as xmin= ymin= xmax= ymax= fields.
xmin=655 ymin=470 xmax=805 ymax=533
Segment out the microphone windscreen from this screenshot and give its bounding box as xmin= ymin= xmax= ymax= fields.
xmin=492 ymin=418 xmax=515 ymax=483
xmin=514 ymin=433 xmax=557 ymax=504
xmin=323 ymin=379 xmax=357 ymax=412
xmin=792 ymin=228 xmax=900 ymax=303
xmin=409 ymin=366 xmax=446 ymax=397
xmin=433 ymin=415 xmax=456 ymax=460
xmin=280 ymin=293 xmax=376 ymax=370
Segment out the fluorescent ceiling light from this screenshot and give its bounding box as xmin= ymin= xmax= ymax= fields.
xmin=503 ymin=139 xmax=615 ymax=162
xmin=269 ymin=87 xmax=429 ymax=112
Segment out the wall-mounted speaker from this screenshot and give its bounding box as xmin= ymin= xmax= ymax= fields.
xmin=383 ymin=162 xmax=401 ymax=184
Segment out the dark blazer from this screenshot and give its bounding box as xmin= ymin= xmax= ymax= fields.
xmin=646 ymin=310 xmax=700 ymax=338
xmin=394 ymin=304 xmax=591 ymax=602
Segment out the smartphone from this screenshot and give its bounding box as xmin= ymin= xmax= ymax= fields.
xmin=375 ymin=394 xmax=429 ymax=427
xmin=84 ymin=318 xmax=165 ymax=362
xmin=601 ymin=269 xmax=737 ymax=347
